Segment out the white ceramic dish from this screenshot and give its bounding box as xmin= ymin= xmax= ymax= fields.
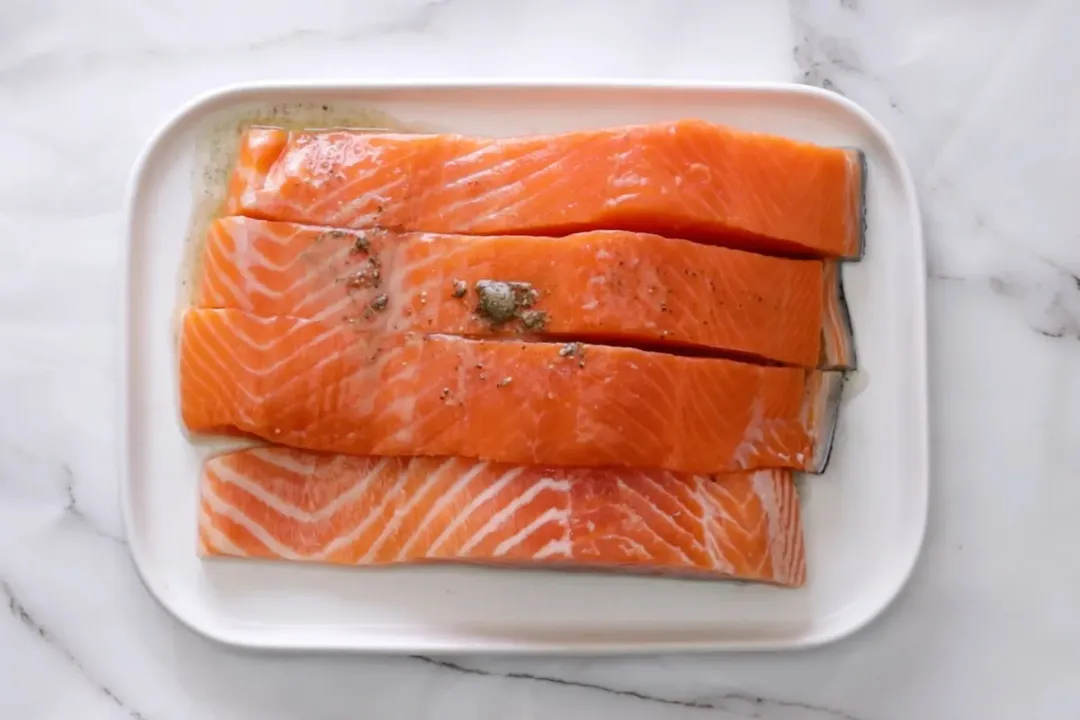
xmin=120 ymin=80 xmax=928 ymax=653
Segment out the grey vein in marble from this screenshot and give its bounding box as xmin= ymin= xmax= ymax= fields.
xmin=789 ymin=0 xmax=905 ymax=118
xmin=412 ymin=656 xmax=866 ymax=720
xmin=3 ymin=581 xmax=146 ymax=719
xmin=986 ymin=262 xmax=1080 ymax=340
xmin=61 ymin=464 xmax=126 ymax=546
xmin=790 ymin=0 xmax=863 ymax=94
xmin=793 ymin=26 xmax=861 ymax=93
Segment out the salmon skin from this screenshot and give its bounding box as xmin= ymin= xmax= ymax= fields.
xmin=194 ymin=216 xmax=855 ymax=369
xmin=178 ymin=308 xmax=843 ymax=474
xmin=198 ymin=446 xmax=807 ymax=587
xmin=226 ymin=120 xmax=866 ymax=260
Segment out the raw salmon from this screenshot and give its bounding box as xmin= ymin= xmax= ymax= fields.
xmin=178 ymin=308 xmax=842 ymax=474
xmin=226 ymin=120 xmax=865 ymax=259
xmin=194 ymin=216 xmax=855 ymax=369
xmin=198 ymin=446 xmax=807 ymax=587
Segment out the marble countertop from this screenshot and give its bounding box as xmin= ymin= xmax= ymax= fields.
xmin=2 ymin=0 xmax=1077 ymax=717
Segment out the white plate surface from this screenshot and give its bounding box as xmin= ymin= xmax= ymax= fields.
xmin=120 ymin=81 xmax=928 ymax=653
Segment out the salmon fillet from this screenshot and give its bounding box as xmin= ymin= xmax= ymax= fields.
xmin=178 ymin=308 xmax=842 ymax=474
xmin=198 ymin=446 xmax=807 ymax=587
xmin=226 ymin=120 xmax=865 ymax=259
xmin=194 ymin=216 xmax=855 ymax=369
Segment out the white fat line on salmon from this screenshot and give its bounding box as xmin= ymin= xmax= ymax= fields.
xmin=239 ymin=188 xmax=259 ymax=210
xmin=616 ymin=476 xmax=708 ymax=560
xmin=492 ymin=505 xmax=571 ymax=558
xmin=321 ymin=180 xmax=410 ymax=226
xmin=783 ymin=474 xmax=806 ymax=584
xmin=439 ymin=148 xmax=557 ymax=192
xmin=179 ymin=333 xmax=258 ymax=427
xmin=610 ymin=172 xmax=646 ymax=188
xmin=427 ymin=466 xmax=526 ymax=555
xmin=394 ymin=459 xmax=489 ymax=561
xmin=341 ymin=239 xmax=466 ymax=320
xmin=597 ymin=534 xmax=650 ymax=559
xmin=634 ymin=469 xmax=700 ymax=526
xmin=192 ymin=317 xmax=345 ymax=408
xmin=262 ymin=156 xmax=289 ymax=196
xmin=752 ymin=470 xmax=788 ymax=581
xmin=187 ymin=318 xmax=335 ymax=408
xmin=603 ymin=192 xmax=639 ymax=209
xmin=435 ymin=146 xmax=586 ymax=221
xmin=202 ymin=482 xmax=302 ymax=560
xmin=609 ymin=492 xmax=697 ymax=566
xmin=428 ymin=179 xmax=528 ymax=220
xmin=359 ymin=457 xmax=456 ymax=563
xmin=531 ymin=536 xmax=572 ymax=560
xmin=211 ymin=456 xmax=387 ymax=524
xmin=198 ymin=263 xmax=228 ymax=307
xmin=354 ymin=343 xmax=411 ymax=421
xmin=303 ymin=141 xmax=383 ymax=192
xmin=217 ymin=314 xmax=351 ymax=375
xmin=376 ymin=238 xmax=414 ymax=330
xmin=714 ymin=477 xmax=765 ymax=522
xmin=696 ymin=485 xmax=743 ymax=575
xmin=201 ymin=243 xmax=251 ymax=309
xmin=212 ymin=246 xmax=341 ymax=309
xmin=573 ymin=387 xmax=658 ymax=453
xmin=290 ymin=237 xmax=389 ymax=320
xmin=775 ymin=494 xmax=804 ymax=584
xmin=221 ymin=221 xmax=341 ymax=273
xmin=315 ymin=465 xmax=408 ymax=559
xmin=268 ymin=181 xmax=345 ymax=227
xmin=457 ymin=476 xmax=570 ymax=556
xmin=432 ymin=144 xmax=563 ymax=204
xmin=376 ymin=364 xmax=421 ymax=444
xmin=228 ymin=217 xmax=267 ymax=298
xmin=247 ymin=218 xmax=308 ymax=248
xmin=385 ymin=274 xmax=447 ymax=329
xmin=247 ymin=447 xmax=315 ymax=474
xmin=770 ymin=471 xmax=802 ymax=574
xmin=309 ymin=294 xmax=364 ymax=324
xmin=475 ymin=152 xmax=588 ymax=222
xmin=792 ymin=527 xmax=808 ymax=586
xmin=294 ymin=250 xmax=367 ymax=312
xmin=694 ymin=476 xmax=728 ymax=571
xmin=440 ymin=141 xmax=524 ymax=170
xmin=729 ymin=396 xmax=767 ymax=470
xmin=301 ymin=143 xmax=391 ymax=200
xmin=198 ymin=512 xmax=247 ymax=557
xmin=426 ymin=243 xmax=457 ymax=334
xmin=313 ymin=170 xmax=408 ymax=222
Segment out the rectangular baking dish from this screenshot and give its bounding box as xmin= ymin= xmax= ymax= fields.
xmin=120 ymin=80 xmax=928 ymax=653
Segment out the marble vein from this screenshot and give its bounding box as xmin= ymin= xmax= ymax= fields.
xmin=790 ymin=0 xmax=864 ymax=95
xmin=931 ymin=268 xmax=1080 ymax=341
xmin=412 ymin=656 xmax=866 ymax=719
xmin=793 ymin=27 xmax=860 ymax=93
xmin=788 ymin=0 xmax=907 ymax=118
xmin=61 ymin=464 xmax=126 ymax=546
xmin=2 ymin=580 xmax=146 ymax=719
